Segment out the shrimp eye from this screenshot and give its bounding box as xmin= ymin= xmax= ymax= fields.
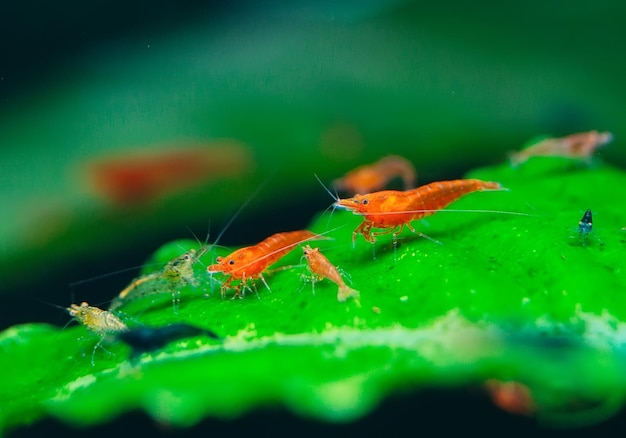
xmin=216 ymin=256 xmax=223 ymax=262
xmin=362 ymin=199 xmax=369 ymax=205
xmin=228 ymin=259 xmax=235 ymax=265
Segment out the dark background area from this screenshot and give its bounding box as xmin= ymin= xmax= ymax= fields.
xmin=12 ymin=388 xmax=626 ymax=437
xmin=0 ymin=0 xmax=231 ymax=101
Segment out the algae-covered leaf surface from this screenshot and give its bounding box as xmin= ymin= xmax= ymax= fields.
xmin=1 ymin=160 xmax=626 ymax=435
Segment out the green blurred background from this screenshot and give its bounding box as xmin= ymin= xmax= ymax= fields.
xmin=2 ymin=0 xmax=624 ymax=328
xmin=1 ymin=0 xmax=625 ymax=435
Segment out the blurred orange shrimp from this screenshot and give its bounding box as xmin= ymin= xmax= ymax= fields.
xmin=334 ymin=179 xmax=506 ymax=245
xmin=302 ymin=245 xmax=360 ymax=303
xmin=207 ymin=230 xmax=329 ymax=298
xmin=333 ymin=155 xmax=417 ymax=195
xmin=484 ymin=380 xmax=535 ymax=416
xmin=85 ymin=141 xmax=253 ymax=206
xmin=509 ymin=130 xmax=612 ymax=166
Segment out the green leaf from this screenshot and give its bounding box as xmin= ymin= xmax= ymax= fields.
xmin=2 ymin=159 xmax=626 ymax=434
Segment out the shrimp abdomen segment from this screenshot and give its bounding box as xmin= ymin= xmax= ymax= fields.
xmin=255 ymin=230 xmax=325 ymax=268
xmin=407 ymin=179 xmax=503 ymax=217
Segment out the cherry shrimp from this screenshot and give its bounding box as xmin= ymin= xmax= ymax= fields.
xmin=509 ymin=130 xmax=613 ymax=166
xmin=108 ymin=244 xmax=210 ymax=314
xmin=301 ymin=245 xmax=360 ymax=303
xmin=207 ymin=230 xmax=331 ymax=298
xmin=67 ymin=302 xmax=129 ymax=365
xmin=333 ymin=155 xmax=417 ymax=195
xmin=331 ymin=178 xmax=508 ymax=245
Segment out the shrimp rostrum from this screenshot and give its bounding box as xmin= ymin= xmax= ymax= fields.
xmin=334 ymin=178 xmax=506 ymax=244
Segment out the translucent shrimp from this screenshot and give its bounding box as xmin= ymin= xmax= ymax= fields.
xmin=333 ymin=155 xmax=417 ymax=195
xmin=333 ymin=178 xmax=507 ymax=245
xmin=302 ymin=245 xmax=360 ymax=303
xmin=67 ymin=302 xmax=129 ymax=365
xmin=207 ymin=230 xmax=329 ymax=298
xmin=108 ymin=245 xmax=209 ymax=314
xmin=509 ymin=130 xmax=613 ymax=166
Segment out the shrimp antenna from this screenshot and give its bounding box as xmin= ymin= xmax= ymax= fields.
xmin=353 ymin=209 xmax=539 ymax=217
xmin=32 ymin=296 xmax=67 ymax=311
xmin=68 ymin=262 xmax=162 ymax=287
xmin=212 ymin=174 xmax=273 ymax=248
xmin=185 ymin=225 xmax=204 ymax=247
xmin=186 ymin=219 xmax=212 ymax=248
xmin=313 ymin=173 xmax=340 ymax=229
xmin=31 ymin=297 xmax=87 ymax=330
xmin=314 ymin=173 xmax=339 ymax=202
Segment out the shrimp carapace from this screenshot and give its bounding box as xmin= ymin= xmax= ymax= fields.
xmin=109 ymin=245 xmax=209 ymax=313
xmin=207 ymin=230 xmax=329 ymax=298
xmin=334 ymin=178 xmax=505 ymax=244
xmin=302 ymin=245 xmax=360 ymax=303
xmin=333 ymin=155 xmax=417 ymax=195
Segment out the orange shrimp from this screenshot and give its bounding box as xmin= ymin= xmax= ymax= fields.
xmin=509 ymin=130 xmax=612 ymax=166
xmin=302 ymin=245 xmax=359 ymax=302
xmin=334 ymin=179 xmax=505 ymax=244
xmin=207 ymin=230 xmax=329 ymax=298
xmin=333 ymin=155 xmax=417 ymax=195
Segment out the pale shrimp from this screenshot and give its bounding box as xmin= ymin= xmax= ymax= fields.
xmin=207 ymin=230 xmax=329 ymax=298
xmin=333 ymin=179 xmax=506 ymax=245
xmin=67 ymin=302 xmax=129 ymax=365
xmin=108 ymin=245 xmax=209 ymax=313
xmin=302 ymin=245 xmax=359 ymax=303
xmin=509 ymin=130 xmax=612 ymax=166
xmin=333 ymin=155 xmax=417 ymax=195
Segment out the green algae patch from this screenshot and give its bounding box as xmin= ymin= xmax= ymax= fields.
xmin=1 ymin=160 xmax=626 ymax=434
